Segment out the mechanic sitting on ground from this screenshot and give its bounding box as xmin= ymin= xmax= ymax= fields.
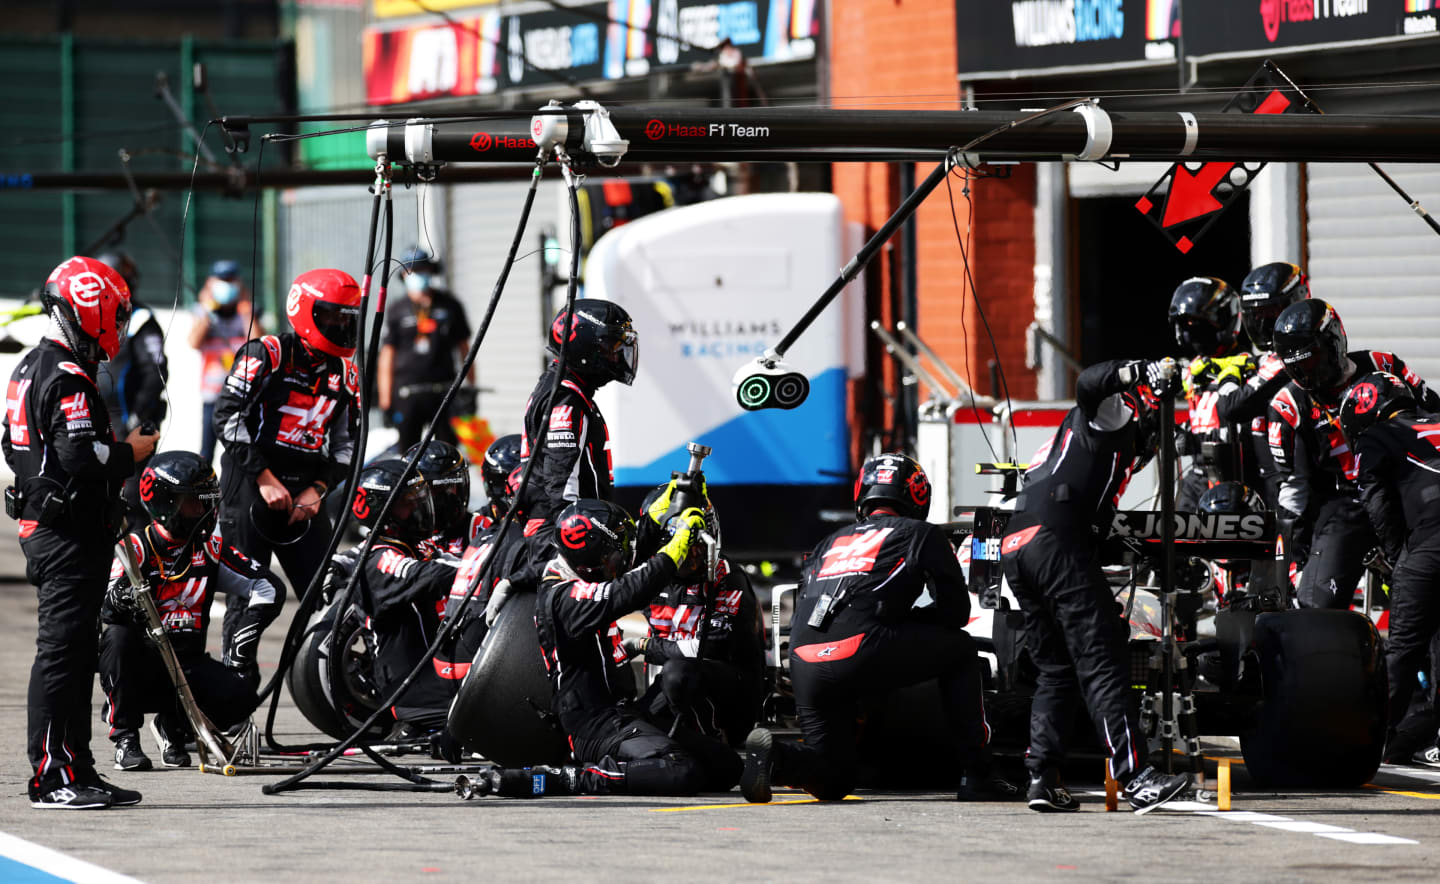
xmin=347 ymin=458 xmax=463 ymax=738
xmin=5 ymin=256 xmax=158 ymax=810
xmin=213 ymin=268 xmax=362 ymax=654
xmin=1267 ymin=299 xmax=1439 ymax=608
xmin=627 ymin=482 xmax=766 ymax=748
xmin=1341 ymin=372 xmax=1440 ymax=766
xmin=377 ymin=247 xmax=473 ymax=450
xmin=100 ymin=451 xmax=280 ymax=771
xmin=407 ymin=439 xmax=486 ymax=556
xmin=741 ymin=454 xmax=1017 ymax=805
xmin=1000 ymin=359 xmax=1192 ymax=813
xmin=529 ymin=498 xmax=740 ymax=796
xmin=1169 ymin=276 xmax=1259 ymax=511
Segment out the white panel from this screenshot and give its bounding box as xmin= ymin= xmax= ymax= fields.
xmin=448 ymin=179 xmax=562 ymax=437
xmin=1306 ymin=163 xmax=1440 ymax=383
xmin=1067 ymin=161 xmax=1173 ymax=197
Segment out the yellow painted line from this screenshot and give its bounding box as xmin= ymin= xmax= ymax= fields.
xmin=653 ymin=795 xmax=863 ymax=812
xmin=1364 ymin=785 xmax=1440 ymax=801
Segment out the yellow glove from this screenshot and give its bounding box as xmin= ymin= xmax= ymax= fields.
xmin=645 ymin=476 xmax=708 ymax=525
xmin=659 ymin=507 xmax=707 ymax=568
xmin=1212 ymin=353 xmax=1256 ymax=385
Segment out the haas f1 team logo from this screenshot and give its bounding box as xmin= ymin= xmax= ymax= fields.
xmin=276 ymin=394 xmax=338 ymax=449
xmin=1349 ymin=382 xmax=1379 ymax=414
xmin=645 ymin=119 xmax=665 ymax=140
xmin=139 ymin=469 xmax=156 ymax=502
xmin=352 ymin=487 xmax=370 ymax=520
xmin=906 ymin=470 xmax=931 ymax=507
xmin=817 ymin=528 xmax=893 ymax=578
xmin=67 ymin=271 xmax=108 ymax=308
xmin=560 ymin=514 xmax=592 ymax=549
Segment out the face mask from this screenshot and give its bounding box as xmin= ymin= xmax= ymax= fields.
xmin=405 ymin=273 xmax=430 ymax=294
xmin=212 ymin=280 xmax=239 ymax=305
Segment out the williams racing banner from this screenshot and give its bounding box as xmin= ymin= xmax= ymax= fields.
xmin=364 ymin=0 xmax=821 ymax=106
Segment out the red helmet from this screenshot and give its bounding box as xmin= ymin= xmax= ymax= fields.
xmin=43 ymin=256 xmax=132 ymax=362
xmin=285 ymin=268 xmax=361 ymax=358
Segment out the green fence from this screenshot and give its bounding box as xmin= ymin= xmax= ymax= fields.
xmin=0 ymin=34 xmax=295 ymax=311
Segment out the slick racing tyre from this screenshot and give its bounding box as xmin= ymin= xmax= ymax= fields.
xmin=447 ymin=592 xmax=570 ymax=766
xmin=287 ymin=598 xmax=388 ymax=742
xmin=1241 ymin=608 xmax=1387 ymax=787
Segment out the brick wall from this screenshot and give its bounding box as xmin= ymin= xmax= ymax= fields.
xmin=829 ymin=0 xmax=1037 ymax=457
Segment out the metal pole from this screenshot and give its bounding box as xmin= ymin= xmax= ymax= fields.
xmin=1160 ymin=382 xmax=1177 ymax=774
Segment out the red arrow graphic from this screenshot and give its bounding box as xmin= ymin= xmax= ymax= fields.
xmin=1162 ymin=162 xmax=1236 ymax=227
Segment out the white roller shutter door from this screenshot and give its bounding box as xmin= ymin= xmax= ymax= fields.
xmin=1306 ymin=163 xmax=1440 ymax=382
xmin=448 ymin=179 xmax=562 ymax=436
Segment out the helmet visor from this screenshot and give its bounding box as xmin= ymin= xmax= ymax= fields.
xmin=1242 ymin=301 xmax=1287 ymax=350
xmin=1172 ymin=316 xmax=1221 ymax=357
xmin=389 ymin=482 xmax=435 ymax=539
xmin=312 ymin=300 xmax=361 ymax=352
xmin=611 ymin=329 xmax=638 ymax=386
xmin=166 ymin=486 xmax=220 ymax=542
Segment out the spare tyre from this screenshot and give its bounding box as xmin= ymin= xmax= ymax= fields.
xmin=287 ymin=599 xmax=388 ymax=742
xmin=1241 ymin=608 xmax=1386 ymax=787
xmin=447 ymin=592 xmax=570 ymax=766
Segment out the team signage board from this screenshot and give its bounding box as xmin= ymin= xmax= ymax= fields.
xmin=364 ymin=0 xmax=821 ymax=106
xmin=956 ymin=1 xmax=1436 ymax=78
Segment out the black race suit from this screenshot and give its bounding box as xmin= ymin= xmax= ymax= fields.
xmin=1178 ymin=355 xmax=1263 ymax=511
xmin=1001 ymin=360 xmax=1151 ymax=784
xmin=640 ymin=558 xmax=766 ymax=746
xmin=98 ymin=526 xmax=280 ymax=738
xmin=382 ymin=289 xmax=471 ymax=449
xmin=514 ymin=365 xmax=613 ymax=539
xmin=1354 ymin=412 xmax=1440 ymax=740
xmin=535 ymin=555 xmax=741 ymax=795
xmin=435 ymin=520 xmax=536 ymax=676
xmin=1267 ymin=350 xmax=1439 ymax=608
xmin=212 ymin=332 xmax=358 ymax=634
xmin=3 ymin=339 xmax=135 ymax=791
xmin=353 ymin=539 xmax=460 ymax=730
xmin=778 ymin=513 xmax=989 ymax=800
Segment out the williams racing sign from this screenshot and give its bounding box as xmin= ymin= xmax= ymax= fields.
xmin=364 ymin=0 xmax=821 ymax=106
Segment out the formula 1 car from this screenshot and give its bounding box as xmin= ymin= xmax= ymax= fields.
xmin=760 ymin=507 xmax=1387 ymax=789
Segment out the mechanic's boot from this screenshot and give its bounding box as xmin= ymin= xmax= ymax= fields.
xmin=1123 ymin=766 xmax=1191 ymax=814
xmin=1026 ymin=769 xmax=1080 ymax=812
xmin=740 ymin=727 xmax=775 ymax=804
xmin=28 ymin=776 xmax=112 ymax=811
xmin=1412 ymin=744 xmax=1440 ymax=768
xmin=112 ymin=730 xmax=152 ymax=772
xmin=86 ymin=774 xmax=142 ymax=807
xmin=150 ymin=720 xmax=191 ymax=768
xmin=957 ymin=767 xmax=1023 ymax=802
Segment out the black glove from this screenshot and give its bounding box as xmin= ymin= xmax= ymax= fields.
xmin=102 ymin=583 xmax=144 ymax=626
xmin=322 ymin=549 xmax=359 ymax=604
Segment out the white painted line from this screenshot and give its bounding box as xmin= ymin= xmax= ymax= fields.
xmin=1318 ymin=832 xmax=1419 ymax=845
xmin=1196 ymin=811 xmax=1290 ymax=822
xmin=1255 ymin=821 xmax=1352 ymax=834
xmin=0 ymin=831 xmax=144 ymax=884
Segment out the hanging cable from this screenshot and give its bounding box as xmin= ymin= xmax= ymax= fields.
xmin=262 ymin=149 xmax=577 ymax=794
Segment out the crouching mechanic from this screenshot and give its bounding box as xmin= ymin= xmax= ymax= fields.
xmin=628 ymin=484 xmax=766 ymax=747
xmin=100 ymin=452 xmax=278 ymax=770
xmin=348 ymin=458 xmax=462 ymax=735
xmin=408 ymin=440 xmax=486 ymax=555
xmin=1342 ymin=373 xmax=1440 ymax=764
xmin=741 ymin=454 xmax=1014 ymax=804
xmin=1268 ymin=299 xmax=1439 ymax=607
xmin=531 ymin=500 xmax=741 ymax=795
xmin=1000 ymin=359 xmax=1192 ymax=813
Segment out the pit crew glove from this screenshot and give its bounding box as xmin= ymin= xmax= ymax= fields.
xmin=659 ymin=507 xmax=707 ymax=568
xmin=484 ymin=578 xmax=512 ymax=627
xmin=645 ymin=477 xmax=708 ymax=526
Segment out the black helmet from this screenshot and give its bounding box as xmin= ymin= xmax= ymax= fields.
xmin=556 ymin=499 xmax=635 ymax=581
xmin=1239 ymin=262 xmax=1309 ymax=349
xmin=1339 ymin=371 xmax=1417 ymax=444
xmin=96 ymin=250 xmax=141 ymax=294
xmin=855 ymin=453 xmax=932 ymax=521
xmin=547 ymin=299 xmax=639 ymax=387
xmin=1198 ymin=481 xmax=1265 ymax=517
xmin=138 ymin=451 xmax=221 ymax=545
xmin=1169 ymin=277 xmax=1240 ymax=358
xmin=1273 ymin=299 xmax=1349 ymax=393
xmin=351 ymin=458 xmax=434 ymax=543
xmin=481 ymin=434 xmax=522 ymax=518
xmin=405 ymin=440 xmax=469 ymax=533
xmin=399 ymin=245 xmax=441 ymax=274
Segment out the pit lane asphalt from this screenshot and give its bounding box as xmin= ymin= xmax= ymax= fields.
xmin=0 ymin=519 xmax=1437 ymax=883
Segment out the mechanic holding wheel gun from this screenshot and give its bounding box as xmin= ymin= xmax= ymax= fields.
xmin=212 ymin=269 xmax=362 ymax=658
xmin=999 ymin=359 xmax=1192 ymax=814
xmin=740 ymin=454 xmax=1018 ymax=805
xmin=1341 ymin=372 xmax=1440 ymax=767
xmin=3 ymin=256 xmax=158 ymax=810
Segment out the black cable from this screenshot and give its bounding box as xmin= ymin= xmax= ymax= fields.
xmin=262 ymin=154 xmax=570 ymax=794
xmin=940 ymin=161 xmax=1002 ymax=466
